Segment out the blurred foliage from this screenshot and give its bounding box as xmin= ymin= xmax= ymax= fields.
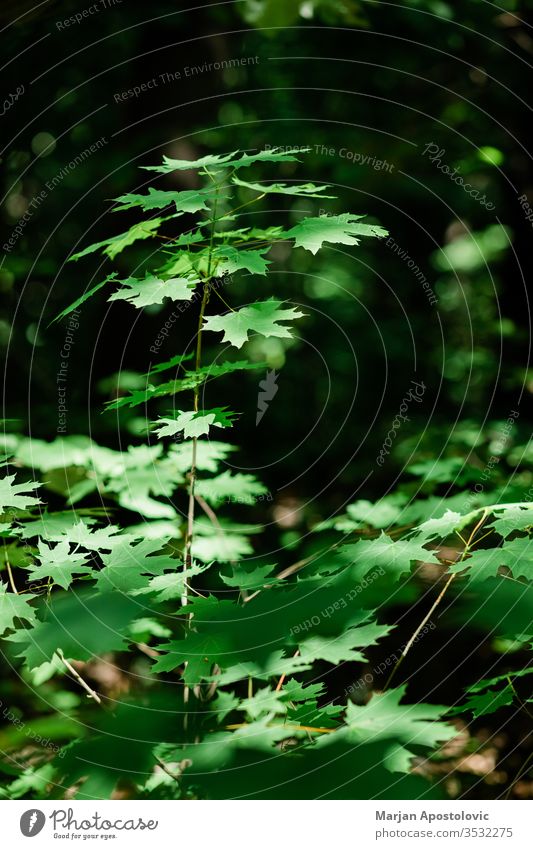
xmin=1 ymin=0 xmax=532 ymax=505
xmin=1 ymin=0 xmax=533 ymax=802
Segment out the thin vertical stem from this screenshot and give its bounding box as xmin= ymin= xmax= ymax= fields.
xmin=182 ymin=174 xmax=222 ymax=605
xmin=183 ymin=285 xmax=210 ymax=586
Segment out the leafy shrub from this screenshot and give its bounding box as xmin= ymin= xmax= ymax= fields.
xmin=1 ymin=149 xmax=532 ymax=800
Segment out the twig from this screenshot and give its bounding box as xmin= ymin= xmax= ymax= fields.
xmin=383 ymin=509 xmax=489 ymax=691
xmin=195 ymin=493 xmax=236 ymax=590
xmin=506 ymin=675 xmax=533 ymax=722
xmin=155 ymin=756 xmax=181 ymax=784
xmin=5 ymin=560 xmax=18 ymax=594
xmin=212 ymin=285 xmax=236 ymax=313
xmin=56 ymin=649 xmax=102 ymax=704
xmin=276 ymin=555 xmax=315 ymax=581
xmin=155 ymin=755 xmax=191 ymax=784
xmin=136 ymin=642 xmax=160 ymax=659
xmin=195 ymin=493 xmax=223 ymax=533
xmin=383 ymin=572 xmax=456 ymax=691
xmin=243 ymin=551 xmax=326 ymax=603
xmin=226 ymin=721 xmax=334 ymax=734
xmin=275 ymin=650 xmax=300 ymax=692
xmin=505 ymin=746 xmax=533 ymax=799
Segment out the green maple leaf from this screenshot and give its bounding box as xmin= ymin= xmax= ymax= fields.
xmin=96 ymin=537 xmax=178 ymax=593
xmin=7 ymin=591 xmax=142 ymax=668
xmin=152 ymin=595 xmax=385 ymax=687
xmin=108 ymin=274 xmax=197 ymax=308
xmin=106 ymin=361 xmax=264 ymax=412
xmin=0 ymin=584 xmax=37 ymax=636
xmin=189 ymin=360 xmax=266 ymax=382
xmin=192 ymin=523 xmax=253 ymax=563
xmin=211 ymin=246 xmax=271 ymax=276
xmin=168 ymin=441 xmax=236 ymax=474
xmin=287 ymin=700 xmax=342 ymax=730
xmin=399 ymin=493 xmax=490 ymax=528
xmin=58 ymin=736 xmax=149 ymax=801
xmin=491 ymin=504 xmax=533 ymax=537
xmin=69 ymin=218 xmax=163 ymax=261
xmin=55 ymin=693 xmax=194 ymax=800
xmin=499 ymin=536 xmax=533 ymax=580
xmin=98 ymin=444 xmax=182 ymax=520
xmin=153 ymin=631 xmax=219 ymax=684
xmin=209 ymin=691 xmax=241 ymax=724
xmin=407 ymin=457 xmax=473 ymax=484
xmin=143 ymin=147 xmax=306 ymax=175
xmin=450 ymin=547 xmax=503 ymax=583
xmin=282 ymin=678 xmax=343 ymax=730
xmin=104 ymin=379 xmax=200 ymax=412
xmin=145 ymin=352 xmax=195 ymax=375
xmin=340 ymin=533 xmax=439 ymax=581
xmin=209 ymin=652 xmax=311 ymax=688
xmin=0 ymin=474 xmax=41 ymax=513
xmin=153 ymin=408 xmax=237 ymax=439
xmin=455 ymin=536 xmax=533 ymax=584
xmin=143 ymin=151 xmax=238 ymax=173
xmin=60 ymin=520 xmax=126 ymax=551
xmin=282 ymin=679 xmax=325 ymax=702
xmin=53 ymin=272 xmax=118 ymax=322
xmin=157 ymin=250 xmax=197 ymax=279
xmin=27 ymin=539 xmax=93 ymax=590
xmin=149 ymin=358 xmax=262 ymax=384
xmin=133 ymin=562 xmax=208 ymax=602
xmin=128 ymin=617 xmax=172 ymax=643
xmin=105 ymin=478 xmax=177 ymax=521
xmin=344 ymin=494 xmax=408 ymax=529
xmin=166 ymin=230 xmax=205 ymax=248
xmin=297 ymin=621 xmax=392 ymax=665
xmin=13 ymin=435 xmax=94 ymax=472
xmin=455 ymin=577 xmax=533 ymax=640
xmin=152 ymin=595 xmax=289 ymax=684
xmin=450 ymin=687 xmax=514 ymax=718
xmin=229 ymin=148 xmax=308 ymax=169
xmin=287 ymin=213 xmax=388 ymax=254
xmin=339 ymin=685 xmax=455 ymax=769
xmin=467 ymin=667 xmax=533 ymax=693
xmin=17 ymin=511 xmax=97 ymax=540
xmin=195 ymin=470 xmax=268 ymax=506
xmin=248 ymin=225 xmax=286 ymax=239
xmin=237 ymin=687 xmax=286 ymax=719
xmin=113 ymin=187 xmax=212 ymax=214
xmin=232 ymin=176 xmax=335 ymax=197
xmin=203 ymin=299 xmax=305 ymax=349
xmin=416 ymin=509 xmax=464 ymax=540
xmin=220 ymin=563 xmax=277 ymax=590
xmin=217 ymin=715 xmax=300 ymax=751
xmin=0 ymin=541 xmax=34 ymax=570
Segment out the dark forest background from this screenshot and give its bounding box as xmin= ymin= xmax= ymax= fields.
xmin=2 ymin=0 xmax=533 ymax=800
xmin=2 ymin=0 xmax=532 ymax=508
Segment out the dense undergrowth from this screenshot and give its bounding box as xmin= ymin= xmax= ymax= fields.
xmin=1 ymin=149 xmax=533 ymax=800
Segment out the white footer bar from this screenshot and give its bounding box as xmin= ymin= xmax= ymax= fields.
xmin=3 ymin=799 xmax=531 ymax=848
